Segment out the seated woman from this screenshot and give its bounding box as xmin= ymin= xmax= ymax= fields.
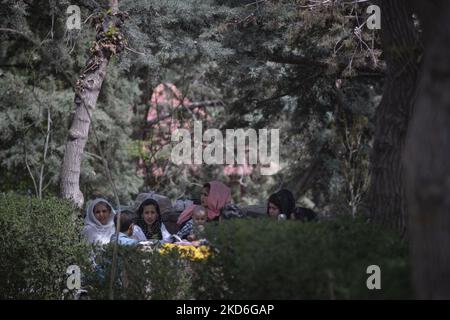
xmin=176 ymin=181 xmax=232 ymax=231
xmin=267 ymin=189 xmax=296 ymax=220
xmin=134 ymin=196 xmax=172 ymax=242
xmin=83 ymin=198 xmax=116 ymax=244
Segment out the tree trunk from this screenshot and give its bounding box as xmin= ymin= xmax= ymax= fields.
xmin=369 ymin=0 xmax=421 ymax=234
xmin=405 ymin=0 xmax=450 ymax=299
xmin=60 ymin=0 xmax=127 ymax=208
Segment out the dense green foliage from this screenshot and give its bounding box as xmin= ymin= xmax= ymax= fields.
xmin=83 ymin=216 xmax=411 ymax=300
xmin=0 ymin=0 xmax=382 ymax=215
xmin=0 ymin=0 xmax=143 ymax=202
xmin=194 ymin=217 xmax=411 ymax=299
xmin=0 ymin=194 xmax=89 ymax=299
xmin=0 ymin=192 xmax=411 ymax=299
xmin=86 ymin=244 xmax=193 ymax=300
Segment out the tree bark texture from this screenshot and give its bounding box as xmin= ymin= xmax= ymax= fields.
xmin=60 ymin=0 xmax=127 ymax=208
xmin=369 ymin=0 xmax=421 ymax=234
xmin=406 ymin=0 xmax=450 ymax=299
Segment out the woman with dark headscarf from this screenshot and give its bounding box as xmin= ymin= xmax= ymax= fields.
xmin=267 ymin=189 xmax=296 ymax=220
xmin=135 ymin=196 xmax=171 ymax=241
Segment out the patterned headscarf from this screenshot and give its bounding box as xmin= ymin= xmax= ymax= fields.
xmin=136 ymin=198 xmax=162 ymax=240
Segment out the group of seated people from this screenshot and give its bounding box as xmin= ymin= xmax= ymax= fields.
xmin=82 ymin=180 xmax=317 ymax=248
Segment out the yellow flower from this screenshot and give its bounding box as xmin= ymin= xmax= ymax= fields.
xmin=159 ymin=243 xmax=211 ymax=261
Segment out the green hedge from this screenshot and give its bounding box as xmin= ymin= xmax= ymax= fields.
xmin=85 ymin=216 xmax=412 ymax=300
xmin=192 ymin=216 xmax=412 ymax=299
xmin=0 ymin=193 xmax=90 ymax=299
xmin=86 ymin=245 xmax=193 ymax=300
xmin=0 ymin=193 xmax=412 ymax=299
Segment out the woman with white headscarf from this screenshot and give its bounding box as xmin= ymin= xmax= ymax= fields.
xmin=82 ymin=198 xmax=116 ymax=245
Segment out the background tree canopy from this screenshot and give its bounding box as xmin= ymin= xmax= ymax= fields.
xmin=0 ymin=0 xmax=382 ymax=216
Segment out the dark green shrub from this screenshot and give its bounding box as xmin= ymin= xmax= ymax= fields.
xmin=193 ymin=216 xmax=412 ymax=299
xmin=0 ymin=193 xmax=90 ymax=299
xmin=86 ymin=244 xmax=193 ymax=300
xmin=19 ymin=209 xmax=409 ymax=300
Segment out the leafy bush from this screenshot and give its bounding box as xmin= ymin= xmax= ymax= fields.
xmin=192 ymin=216 xmax=412 ymax=299
xmin=86 ymin=244 xmax=193 ymax=300
xmin=0 ymin=193 xmax=90 ymax=299
xmin=83 ymin=216 xmax=412 ymax=300
xmin=2 ymin=194 xmax=410 ymax=300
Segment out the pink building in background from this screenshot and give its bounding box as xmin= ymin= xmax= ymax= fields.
xmin=140 ymin=83 xmax=253 ymax=181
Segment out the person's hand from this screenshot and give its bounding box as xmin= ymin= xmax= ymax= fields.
xmin=187 ymin=234 xmax=197 ymax=241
